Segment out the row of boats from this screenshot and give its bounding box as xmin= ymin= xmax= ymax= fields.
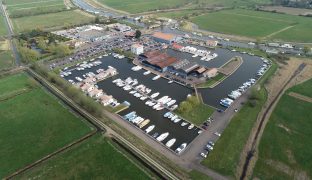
xmin=163 ymin=112 xmax=198 ymax=132
xmin=112 ymin=77 xmax=178 ymax=111
xmin=123 ymin=111 xmax=188 ymax=153
xmin=220 ymin=78 xmax=257 ymax=107
xmin=112 ymin=53 xmax=125 ymax=59
xmin=180 ymin=46 xmax=218 ymax=61
xmin=76 ymin=60 xmax=102 ymax=71
xmin=131 ymin=66 xmax=162 ymax=81
xmin=220 ymin=59 xmax=271 ymax=108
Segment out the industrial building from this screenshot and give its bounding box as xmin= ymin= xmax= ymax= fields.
xmin=152 ymin=32 xmax=179 ymax=44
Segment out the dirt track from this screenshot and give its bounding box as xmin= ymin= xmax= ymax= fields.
xmin=237 ymin=58 xmax=312 ymax=179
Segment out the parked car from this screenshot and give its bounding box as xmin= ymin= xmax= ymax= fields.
xmin=214 ymin=132 xmax=221 ymax=137
xmin=200 ymin=150 xmax=209 ymax=158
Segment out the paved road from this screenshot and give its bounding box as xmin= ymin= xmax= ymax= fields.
xmin=0 ymin=1 xmax=21 ymax=65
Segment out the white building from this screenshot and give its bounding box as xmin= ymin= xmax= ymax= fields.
xmin=131 ymin=44 xmax=144 ymax=55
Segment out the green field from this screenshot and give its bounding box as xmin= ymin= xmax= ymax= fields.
xmin=0 ymin=73 xmax=93 ymax=178
xmin=18 ymin=134 xmax=150 ymax=179
xmin=287 ymin=78 xmax=312 ymax=98
xmin=5 ymin=0 xmax=66 ymax=17
xmin=12 ymin=10 xmax=94 ymax=32
xmin=0 ymin=50 xmax=14 ymax=69
xmin=99 ymin=0 xmax=271 ymax=14
xmin=191 ymin=9 xmax=312 ymax=42
xmin=253 ymin=93 xmax=312 ymax=179
xmin=98 ymin=0 xmax=191 ymax=13
xmin=0 ymin=10 xmax=8 ymax=36
xmin=197 ymin=73 xmax=225 ymax=88
xmin=156 ymin=10 xmax=204 ymax=19
xmin=175 ymin=96 xmax=214 ymax=126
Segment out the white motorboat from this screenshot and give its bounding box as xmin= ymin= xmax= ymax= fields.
xmin=168 ymin=80 xmax=173 ymax=84
xmin=170 ymin=105 xmax=178 ymax=110
xmin=152 ymin=75 xmax=161 ymax=81
xmin=168 ymin=113 xmax=175 ymax=119
xmin=175 ymin=143 xmax=187 ymax=154
xmin=166 ymin=138 xmax=176 ymax=148
xmin=129 ymin=90 xmax=137 ymax=94
xmin=188 ymin=124 xmax=195 ymax=130
xmin=181 ymin=122 xmax=188 ymax=127
xmin=150 ymin=92 xmax=160 ymax=99
xmin=166 ymin=100 xmax=176 ymax=107
xmin=174 ymin=118 xmax=181 ymax=123
xmin=164 ymin=112 xmax=172 ymax=118
xmin=140 ymin=96 xmax=148 ymax=101
xmin=156 ymin=132 xmax=169 ymax=142
xmin=145 ymin=125 xmax=155 ymax=133
xmin=143 ymin=71 xmax=151 ymax=75
xmin=171 ymin=115 xmax=178 ymax=121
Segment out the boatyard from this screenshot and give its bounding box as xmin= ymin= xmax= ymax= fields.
xmin=62 ymin=44 xmax=270 ymax=152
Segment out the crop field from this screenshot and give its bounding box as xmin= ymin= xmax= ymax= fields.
xmin=12 ymin=10 xmax=94 ymax=32
xmin=0 ymin=10 xmax=8 ymax=36
xmin=0 ymin=73 xmax=93 ymax=178
xmin=191 ymin=9 xmax=312 ymax=42
xmin=253 ymin=92 xmax=312 ymax=179
xmin=18 ymin=134 xmax=150 ymax=179
xmin=98 ymin=0 xmax=191 ymax=13
xmin=156 ymin=9 xmax=204 ymax=19
xmin=0 ymin=40 xmax=14 ymax=69
xmin=4 ymin=0 xmax=66 ymax=17
xmin=287 ymin=78 xmax=312 ymax=98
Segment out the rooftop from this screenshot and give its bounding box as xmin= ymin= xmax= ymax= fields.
xmin=152 ymin=32 xmax=176 ymax=41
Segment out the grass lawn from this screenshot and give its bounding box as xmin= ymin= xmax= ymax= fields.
xmin=156 ymin=9 xmax=204 ymax=19
xmin=197 ymin=73 xmax=225 ymax=88
xmin=175 ymin=96 xmax=214 ymax=126
xmin=202 ymin=61 xmax=277 ymax=177
xmin=12 ymin=10 xmax=94 ymax=32
xmin=190 ymin=9 xmax=312 ymax=42
xmin=98 ymin=0 xmax=190 ymax=13
xmin=5 ymin=0 xmax=66 ymax=16
xmin=287 ymin=78 xmax=312 ymax=98
xmin=0 ymin=73 xmax=93 ymax=178
xmin=17 ymin=134 xmax=150 ymax=179
xmin=253 ymin=94 xmax=312 ymax=179
xmin=0 ymin=11 xmax=8 ymax=36
xmin=0 ymin=51 xmax=14 ymax=69
xmin=189 ymin=170 xmax=212 ymax=180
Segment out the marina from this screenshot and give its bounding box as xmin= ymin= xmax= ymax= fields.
xmin=62 ymin=46 xmax=266 ymax=152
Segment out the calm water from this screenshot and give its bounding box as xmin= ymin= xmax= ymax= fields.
xmin=64 ymin=48 xmax=264 ymax=150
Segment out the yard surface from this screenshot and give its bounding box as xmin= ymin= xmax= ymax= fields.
xmin=286 ymin=78 xmax=312 ymax=98
xmin=98 ymin=0 xmax=191 ymax=14
xmin=0 ymin=9 xmax=8 ymax=36
xmin=12 ymin=10 xmax=94 ymax=32
xmin=191 ymin=9 xmax=312 ymax=42
xmin=197 ymin=73 xmax=225 ymax=88
xmin=5 ymin=0 xmax=66 ymax=16
xmin=175 ymin=96 xmax=214 ymax=126
xmin=0 ymin=73 xmax=93 ymax=178
xmin=253 ymin=92 xmax=312 ymax=179
xmin=17 ymin=134 xmax=150 ymax=179
xmin=0 ymin=40 xmax=14 ymax=69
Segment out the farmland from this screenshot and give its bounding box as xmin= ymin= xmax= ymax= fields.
xmin=0 ymin=40 xmax=13 ymax=69
xmin=0 ymin=73 xmax=93 ymax=178
xmin=97 ymin=0 xmax=191 ymax=14
xmin=17 ymin=134 xmax=150 ymax=179
xmin=0 ymin=9 xmax=8 ymax=36
xmin=287 ymin=78 xmax=312 ymax=98
xmin=4 ymin=0 xmax=67 ymax=17
xmin=190 ymin=9 xmax=312 ymax=42
xmin=253 ymin=90 xmax=312 ymax=179
xmin=12 ymin=10 xmax=94 ymax=32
